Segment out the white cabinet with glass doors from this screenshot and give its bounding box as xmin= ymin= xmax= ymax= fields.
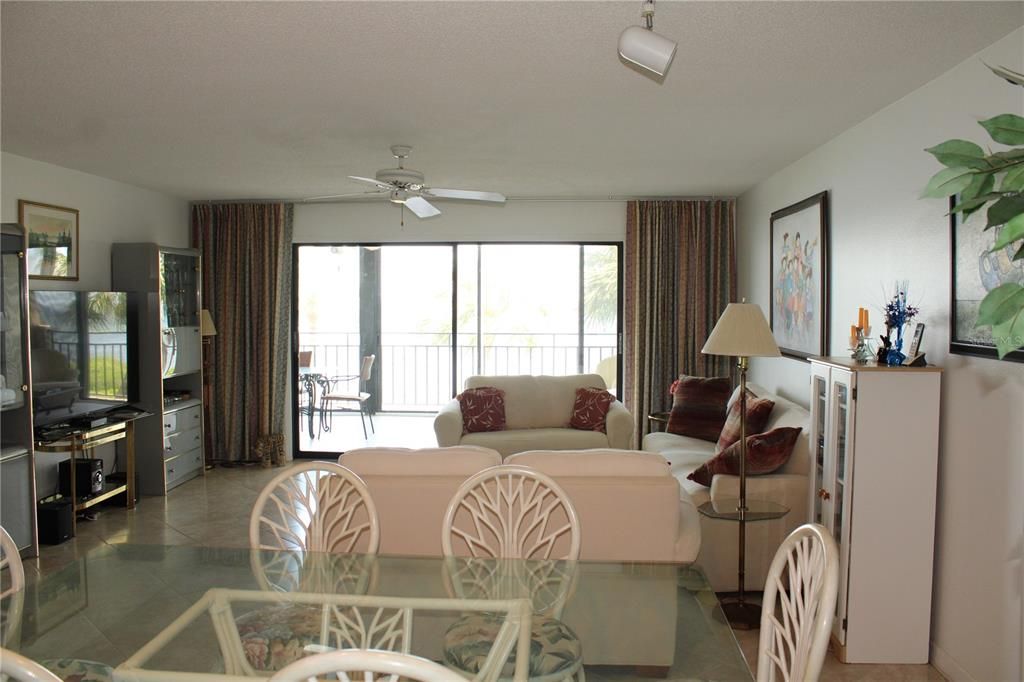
xmin=808 ymin=357 xmax=941 ymax=665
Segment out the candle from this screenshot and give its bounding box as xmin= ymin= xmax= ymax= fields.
xmin=850 ymin=325 xmax=858 ymax=347
xmin=862 ymin=308 xmax=869 ymax=331
xmin=857 ymin=307 xmax=866 ymax=330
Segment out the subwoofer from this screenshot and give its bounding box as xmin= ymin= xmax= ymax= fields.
xmin=59 ymin=458 xmax=104 ymax=498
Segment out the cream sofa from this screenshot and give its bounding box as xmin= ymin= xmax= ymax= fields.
xmin=337 ymin=445 xmax=698 ymax=562
xmin=433 ymin=374 xmax=633 ymax=456
xmin=337 ymin=445 xmax=699 ymax=668
xmin=641 ymin=383 xmax=811 ymax=592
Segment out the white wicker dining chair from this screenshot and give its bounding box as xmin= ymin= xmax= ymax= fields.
xmin=0 ymin=648 xmax=62 ymax=682
xmin=442 ymin=465 xmax=580 ymax=560
xmin=0 ymin=527 xmax=25 ymax=600
xmin=756 ymin=523 xmax=839 ymax=682
xmin=441 ymin=465 xmax=584 ymax=682
xmin=249 ymin=462 xmax=380 ymax=554
xmin=268 ymin=649 xmax=464 ymax=682
xmin=1 ymin=526 xmax=25 ymax=649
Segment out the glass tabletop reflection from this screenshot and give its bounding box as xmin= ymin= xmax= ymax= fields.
xmin=3 ymin=544 xmax=751 ymax=681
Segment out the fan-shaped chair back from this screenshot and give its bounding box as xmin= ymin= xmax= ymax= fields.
xmin=442 ymin=465 xmax=580 ymax=560
xmin=249 ymin=462 xmax=380 ymax=554
xmin=0 ymin=527 xmax=24 ymax=600
xmin=0 ymin=526 xmax=25 ymax=648
xmin=0 ymin=648 xmax=61 ymax=682
xmin=756 ymin=523 xmax=839 ymax=682
xmin=268 ymin=649 xmax=464 ymax=682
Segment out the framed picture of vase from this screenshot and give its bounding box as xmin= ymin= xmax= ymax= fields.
xmin=18 ymin=199 xmax=79 ymax=281
xmin=949 ymin=196 xmax=1024 ymax=363
xmin=769 ymin=191 xmax=830 ymax=360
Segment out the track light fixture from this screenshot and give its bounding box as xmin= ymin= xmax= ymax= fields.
xmin=618 ymin=0 xmax=677 ymax=79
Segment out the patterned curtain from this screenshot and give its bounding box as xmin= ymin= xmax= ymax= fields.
xmin=623 ymin=199 xmax=736 ymax=445
xmin=191 ymin=203 xmax=293 ymax=464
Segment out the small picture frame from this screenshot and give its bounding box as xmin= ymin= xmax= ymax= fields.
xmin=906 ymin=323 xmax=925 ymax=359
xmin=19 ymin=199 xmax=79 ymax=281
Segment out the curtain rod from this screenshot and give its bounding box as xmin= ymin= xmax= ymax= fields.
xmin=190 ymin=195 xmax=735 ymax=205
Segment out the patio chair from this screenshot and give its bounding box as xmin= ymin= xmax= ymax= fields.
xmin=297 ymin=350 xmax=320 ymax=439
xmin=320 ymin=355 xmax=376 ymax=439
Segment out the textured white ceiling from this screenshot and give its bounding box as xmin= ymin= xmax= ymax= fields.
xmin=2 ymin=1 xmax=1022 ymax=200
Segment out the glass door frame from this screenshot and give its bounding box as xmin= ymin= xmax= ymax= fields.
xmin=291 ymin=240 xmax=623 ymax=458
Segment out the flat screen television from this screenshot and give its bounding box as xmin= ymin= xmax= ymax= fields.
xmin=29 ymin=291 xmax=137 ymax=429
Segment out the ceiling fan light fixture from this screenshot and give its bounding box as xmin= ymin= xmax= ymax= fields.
xmin=389 ymin=189 xmax=409 ymax=205
xmin=619 ymin=0 xmax=676 ymax=78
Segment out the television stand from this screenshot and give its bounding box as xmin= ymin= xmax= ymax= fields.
xmin=35 ymin=417 xmax=143 ymax=536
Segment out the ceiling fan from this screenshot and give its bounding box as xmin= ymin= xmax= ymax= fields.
xmin=303 ymin=145 xmax=506 ymax=220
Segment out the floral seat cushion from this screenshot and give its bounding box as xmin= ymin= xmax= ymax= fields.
xmin=234 ymin=604 xmax=324 ymax=672
xmin=444 ymin=613 xmax=582 ymax=679
xmin=41 ymin=658 xmax=114 ymax=682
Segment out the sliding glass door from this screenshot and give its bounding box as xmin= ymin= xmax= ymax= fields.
xmin=293 ymin=242 xmax=620 ymax=456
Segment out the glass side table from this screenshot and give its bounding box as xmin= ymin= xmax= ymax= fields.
xmin=698 ymin=497 xmax=789 ymax=630
xmin=647 ymin=411 xmax=671 ymax=431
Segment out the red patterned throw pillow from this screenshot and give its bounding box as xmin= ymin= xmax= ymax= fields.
xmin=715 ymin=393 xmax=775 ymax=451
xmin=569 ymin=387 xmax=615 ymax=432
xmin=457 ymin=387 xmax=507 ymax=434
xmin=687 ymin=427 xmax=803 ymax=487
xmin=666 ymin=376 xmax=732 ymax=442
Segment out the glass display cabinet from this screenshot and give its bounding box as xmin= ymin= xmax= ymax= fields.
xmin=0 ymin=223 xmax=38 ymax=556
xmin=808 ymin=356 xmax=941 ymax=664
xmin=112 ymin=243 xmax=204 ymax=495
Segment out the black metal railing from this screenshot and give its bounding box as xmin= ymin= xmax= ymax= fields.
xmin=298 ymin=331 xmax=617 ymax=411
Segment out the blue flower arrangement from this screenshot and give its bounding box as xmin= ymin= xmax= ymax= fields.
xmin=881 ymin=281 xmax=919 ymax=366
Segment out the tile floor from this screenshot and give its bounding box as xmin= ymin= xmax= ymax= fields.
xmin=26 ymin=421 xmax=947 ymax=681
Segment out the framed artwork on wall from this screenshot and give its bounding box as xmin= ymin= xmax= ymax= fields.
xmin=769 ymin=191 xmax=830 ymax=360
xmin=950 ymin=196 xmax=1024 ymax=363
xmin=18 ymin=199 xmax=79 ymax=281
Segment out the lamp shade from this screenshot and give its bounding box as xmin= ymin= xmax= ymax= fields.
xmin=200 ymin=309 xmax=217 ymax=337
xmin=701 ymin=302 xmax=780 ymax=358
xmin=618 ymin=25 xmax=677 ymax=78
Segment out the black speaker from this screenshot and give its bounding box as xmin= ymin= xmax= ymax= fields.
xmin=59 ymin=458 xmax=104 ymax=498
xmin=37 ymin=498 xmax=73 ymax=545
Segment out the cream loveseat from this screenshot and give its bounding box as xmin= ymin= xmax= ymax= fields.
xmin=641 ymin=383 xmax=811 ymax=592
xmin=337 ymin=445 xmax=700 ymax=668
xmin=433 ymin=374 xmax=633 ymax=456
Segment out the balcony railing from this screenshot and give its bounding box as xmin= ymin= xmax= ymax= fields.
xmin=299 ymin=331 xmax=618 ymax=411
xmin=54 ymin=339 xmax=129 ymax=400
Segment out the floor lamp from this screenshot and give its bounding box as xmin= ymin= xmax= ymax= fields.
xmin=200 ymin=309 xmax=217 ymax=469
xmin=701 ymin=301 xmax=781 ymax=628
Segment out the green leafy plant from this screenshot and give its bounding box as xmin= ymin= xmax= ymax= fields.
xmin=923 ymin=65 xmax=1024 ymax=358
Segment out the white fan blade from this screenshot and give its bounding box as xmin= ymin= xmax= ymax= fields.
xmin=349 ymin=175 xmax=396 ymax=189
xmin=424 ymin=188 xmax=506 ymax=203
xmin=302 ymin=191 xmax=387 ymax=202
xmin=405 ymin=196 xmax=441 ymax=218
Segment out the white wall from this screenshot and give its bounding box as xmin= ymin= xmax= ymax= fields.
xmin=737 ymin=29 xmax=1024 ymax=682
xmin=1 ymin=152 xmax=189 ymax=498
xmin=294 ymin=199 xmax=626 ymax=244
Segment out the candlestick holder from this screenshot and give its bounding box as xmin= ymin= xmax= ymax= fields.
xmin=849 ymin=328 xmax=873 ymax=364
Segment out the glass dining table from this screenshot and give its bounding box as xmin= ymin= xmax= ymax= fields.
xmin=3 ymin=544 xmax=752 ymax=681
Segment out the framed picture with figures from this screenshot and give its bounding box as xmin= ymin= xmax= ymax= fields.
xmin=769 ymin=191 xmax=830 ymax=360
xmin=950 ymin=196 xmax=1024 ymax=363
